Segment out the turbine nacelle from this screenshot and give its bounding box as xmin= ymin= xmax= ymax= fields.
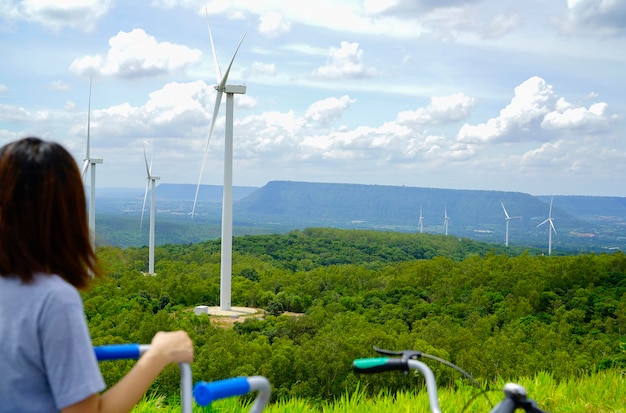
xmin=223 ymin=84 xmax=246 ymax=94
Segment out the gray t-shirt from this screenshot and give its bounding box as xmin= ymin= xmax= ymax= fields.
xmin=0 ymin=273 xmax=106 ymax=412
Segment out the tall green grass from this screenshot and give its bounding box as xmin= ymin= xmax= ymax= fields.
xmin=133 ymin=369 xmax=625 ymax=412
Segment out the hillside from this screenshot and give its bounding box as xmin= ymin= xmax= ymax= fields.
xmin=87 ymin=229 xmax=626 ymax=403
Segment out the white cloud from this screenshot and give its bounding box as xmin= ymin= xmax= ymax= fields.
xmin=481 ymin=13 xmax=521 ymax=39
xmin=8 ymin=0 xmax=113 ymax=32
xmin=298 ymin=109 xmax=459 ymax=165
xmin=364 ymin=0 xmax=482 ymax=16
xmin=66 ymin=81 xmax=215 ymax=148
xmin=520 ymin=139 xmax=570 ymax=168
xmin=0 ymin=104 xmax=58 ymax=124
xmin=0 ymin=84 xmax=8 ymax=94
xmin=258 ymin=10 xmax=291 ymax=37
xmin=311 ymin=42 xmax=377 ymax=80
xmin=238 ymin=110 xmax=306 ymax=158
xmin=457 ymin=76 xmax=557 ymax=143
xmin=458 ymin=76 xmax=617 ymax=144
xmin=397 ymin=93 xmax=475 ymax=127
xmin=233 ymin=94 xmax=258 ymax=110
xmin=363 ymin=0 xmax=520 ymax=40
xmin=69 ymin=29 xmax=203 ymax=79
xmin=246 ymin=61 xmax=277 ymax=77
xmin=561 ymin=0 xmax=626 ymax=35
xmin=542 ymin=99 xmax=615 ymax=131
xmin=305 ymin=95 xmax=356 ymax=127
xmin=48 ymin=80 xmax=70 ymax=91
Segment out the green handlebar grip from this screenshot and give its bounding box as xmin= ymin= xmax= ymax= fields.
xmin=353 ymin=357 xmax=407 ymax=373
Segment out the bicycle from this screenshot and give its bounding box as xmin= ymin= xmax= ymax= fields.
xmin=95 ymin=343 xmax=271 ymax=413
xmin=353 ymin=347 xmax=549 ymax=413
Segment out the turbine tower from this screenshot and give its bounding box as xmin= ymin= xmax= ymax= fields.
xmin=501 ymin=201 xmax=521 ymax=247
xmin=192 ymin=14 xmax=246 ymax=311
xmin=81 ymin=77 xmax=103 ymax=250
xmin=537 ymin=197 xmax=556 ymax=255
xmin=141 ymin=146 xmax=160 ymax=275
xmin=443 ymin=206 xmax=449 ymax=236
xmin=418 ymin=206 xmax=424 ymax=234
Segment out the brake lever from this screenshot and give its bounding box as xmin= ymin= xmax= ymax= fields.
xmin=373 ymin=346 xmax=423 ymax=361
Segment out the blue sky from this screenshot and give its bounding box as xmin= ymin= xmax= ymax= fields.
xmin=1 ymin=0 xmax=625 ymax=196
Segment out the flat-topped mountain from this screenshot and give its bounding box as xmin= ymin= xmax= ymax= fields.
xmin=94 ymin=181 xmax=626 ymax=252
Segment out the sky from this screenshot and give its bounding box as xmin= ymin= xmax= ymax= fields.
xmin=1 ymin=0 xmax=625 ymax=196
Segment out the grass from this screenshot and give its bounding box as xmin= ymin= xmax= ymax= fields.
xmin=133 ymin=369 xmax=625 ymax=412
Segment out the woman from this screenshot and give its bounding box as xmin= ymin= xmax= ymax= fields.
xmin=0 ymin=137 xmax=193 ymax=413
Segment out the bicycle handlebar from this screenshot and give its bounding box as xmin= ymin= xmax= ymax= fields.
xmin=354 ymin=348 xmax=549 ymax=413
xmin=94 ymin=344 xmax=193 ymax=413
xmin=193 ymin=376 xmax=271 ymax=413
xmin=354 ymin=358 xmax=442 ymax=413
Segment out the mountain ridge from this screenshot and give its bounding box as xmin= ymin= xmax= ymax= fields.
xmin=95 ymin=180 xmax=626 ymax=252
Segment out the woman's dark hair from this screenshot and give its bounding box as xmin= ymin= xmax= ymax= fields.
xmin=0 ymin=137 xmax=102 ymax=288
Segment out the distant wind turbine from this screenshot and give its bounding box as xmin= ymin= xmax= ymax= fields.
xmin=537 ymin=197 xmax=556 ymax=255
xmin=418 ymin=206 xmax=424 ymax=234
xmin=81 ymin=76 xmax=103 ymax=250
xmin=443 ymin=206 xmax=449 ymax=236
xmin=501 ymin=201 xmax=522 ymax=247
xmin=141 ymin=146 xmax=160 ymax=275
xmin=192 ymin=12 xmax=246 ymax=311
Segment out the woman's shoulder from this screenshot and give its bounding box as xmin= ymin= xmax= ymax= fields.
xmin=35 ymin=273 xmax=81 ymax=298
xmin=1 ymin=273 xmax=82 ymax=303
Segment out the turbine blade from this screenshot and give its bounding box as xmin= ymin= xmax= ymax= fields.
xmin=550 ymin=219 xmax=556 ymax=234
xmin=537 ymin=218 xmax=549 ymax=228
xmin=501 ymin=202 xmax=510 ymax=219
xmin=140 ymin=180 xmax=149 ymax=231
xmin=191 ymin=149 xmax=209 ymax=219
xmin=86 ymin=75 xmax=92 ymax=159
xmin=203 ymin=90 xmax=222 ymax=152
xmin=218 ymin=33 xmax=246 ymax=90
xmin=143 ymin=145 xmax=151 ymax=177
xmin=192 ymin=90 xmax=222 ymax=218
xmin=549 ymin=197 xmax=554 ymax=218
xmin=205 ymin=10 xmax=223 ymax=83
xmin=81 ymin=159 xmax=89 ymax=179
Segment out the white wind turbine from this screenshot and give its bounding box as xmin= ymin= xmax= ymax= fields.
xmin=418 ymin=206 xmax=424 ymax=234
xmin=192 ymin=14 xmax=246 ymax=311
xmin=81 ymin=77 xmax=103 ymax=250
xmin=443 ymin=206 xmax=449 ymax=235
xmin=537 ymin=197 xmax=556 ymax=255
xmin=501 ymin=201 xmax=522 ymax=247
xmin=141 ymin=146 xmax=160 ymax=275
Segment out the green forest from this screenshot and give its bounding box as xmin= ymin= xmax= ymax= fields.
xmin=85 ymin=228 xmax=626 ymax=405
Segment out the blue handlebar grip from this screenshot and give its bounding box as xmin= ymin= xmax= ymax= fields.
xmin=193 ymin=377 xmax=251 ymax=407
xmin=94 ymin=344 xmax=141 ymax=361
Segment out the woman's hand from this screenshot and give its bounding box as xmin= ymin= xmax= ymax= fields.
xmin=147 ymin=330 xmax=194 ymax=367
xmin=63 ymin=330 xmax=195 ymax=413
